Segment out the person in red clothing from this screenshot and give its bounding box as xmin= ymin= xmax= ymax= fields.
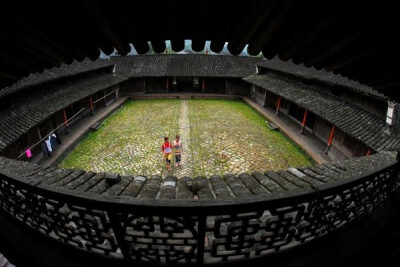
xmin=161 ymin=136 xmax=173 ymax=170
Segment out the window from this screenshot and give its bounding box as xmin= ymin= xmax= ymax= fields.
xmin=193 ymin=77 xmax=199 ymax=87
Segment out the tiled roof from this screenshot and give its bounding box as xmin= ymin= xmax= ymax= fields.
xmin=0 ymin=59 xmax=115 ymax=99
xmin=111 ymin=55 xmax=263 ymax=78
xmin=0 ymin=151 xmax=395 ymax=198
xmin=257 ymin=58 xmax=387 ymax=102
xmin=0 ymin=55 xmax=263 ymax=100
xmin=244 ymin=75 xmax=400 ymax=152
xmin=0 ymin=74 xmax=127 ymax=152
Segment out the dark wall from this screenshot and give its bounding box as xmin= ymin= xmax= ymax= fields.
xmin=203 ymin=77 xmax=226 ymax=94
xmin=146 ymin=78 xmax=167 ymax=93
xmin=253 ymin=86 xmax=266 ymax=107
xmin=120 ymin=78 xmax=146 ymax=94
xmin=226 ymin=78 xmax=251 ymax=95
xmin=119 ymin=77 xmax=251 ymax=96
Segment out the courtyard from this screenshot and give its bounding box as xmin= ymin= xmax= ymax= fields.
xmin=60 ymin=99 xmax=313 ymax=177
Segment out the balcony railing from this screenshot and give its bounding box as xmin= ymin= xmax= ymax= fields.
xmin=0 ymin=160 xmax=399 ymax=265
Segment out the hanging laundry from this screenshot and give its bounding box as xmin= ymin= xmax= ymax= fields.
xmin=44 ymin=137 xmax=53 ymax=153
xmin=26 ymin=149 xmax=32 ymax=158
xmin=50 ymin=134 xmax=58 ymax=150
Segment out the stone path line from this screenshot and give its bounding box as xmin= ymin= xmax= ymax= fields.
xmin=172 ymin=100 xmax=193 ymax=178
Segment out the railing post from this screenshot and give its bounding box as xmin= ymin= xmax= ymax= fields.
xmin=196 ymin=215 xmax=206 ymax=266
xmin=108 ymin=212 xmax=131 ymax=260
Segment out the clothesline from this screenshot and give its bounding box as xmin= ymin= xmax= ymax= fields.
xmin=17 ymin=89 xmax=117 ymax=159
xmin=93 ymin=89 xmax=118 ymax=104
xmin=17 ymin=107 xmax=85 ymax=159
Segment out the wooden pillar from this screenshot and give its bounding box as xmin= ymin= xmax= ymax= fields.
xmin=63 ymin=109 xmax=70 ymax=134
xmin=300 ymin=110 xmax=308 ymax=134
xmin=166 ymin=77 xmax=169 ymax=93
xmin=103 ymin=90 xmax=107 ymax=107
xmin=89 ymin=96 xmax=94 ymax=115
xmin=276 ymin=97 xmax=282 ymax=115
xmin=366 ymin=149 xmax=371 ymax=156
xmin=325 ymin=126 xmax=335 ymax=154
xmin=202 ymin=77 xmax=205 ymax=93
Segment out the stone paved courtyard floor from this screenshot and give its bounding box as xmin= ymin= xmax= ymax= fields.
xmin=60 ymin=99 xmax=313 ymax=178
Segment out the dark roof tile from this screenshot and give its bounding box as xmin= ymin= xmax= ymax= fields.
xmin=244 ymin=74 xmax=400 ymax=151
xmin=110 ymin=54 xmax=263 ymax=78
xmin=257 ymin=58 xmax=387 ymax=101
xmin=1 ymin=151 xmax=396 ymax=199
xmin=0 ymin=59 xmax=115 ymax=99
xmin=0 ymin=73 xmax=126 ymax=152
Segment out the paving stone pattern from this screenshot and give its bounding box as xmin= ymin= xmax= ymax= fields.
xmin=61 ymin=99 xmax=313 ymax=178
xmin=60 ymin=99 xmax=180 ymax=177
xmin=188 ymin=99 xmax=313 ymax=177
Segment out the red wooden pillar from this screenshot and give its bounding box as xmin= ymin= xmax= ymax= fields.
xmin=89 ymin=96 xmax=94 ymax=115
xmin=366 ymin=149 xmax=371 ymax=156
xmin=325 ymin=126 xmax=335 ymax=154
xmin=166 ymin=77 xmax=169 ymax=93
xmin=275 ymin=97 xmax=282 ymax=115
xmin=300 ymin=110 xmax=308 ymax=134
xmin=63 ymin=109 xmax=70 ymax=134
xmin=202 ymin=78 xmax=205 ymax=93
